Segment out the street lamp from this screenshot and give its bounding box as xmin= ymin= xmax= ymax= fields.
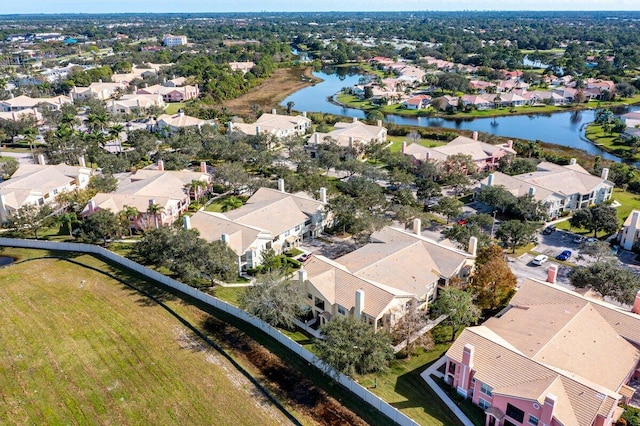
xmin=490 ymin=210 xmax=497 ymax=239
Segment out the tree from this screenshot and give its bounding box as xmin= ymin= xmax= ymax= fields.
xmin=432 ymin=287 xmax=480 ymax=341
xmin=220 ymin=196 xmax=244 ymax=212
xmin=239 ymin=270 xmax=306 ymax=330
xmin=56 ymin=212 xmax=78 ymax=237
xmin=476 ymin=185 xmax=516 ymax=212
xmin=88 ymin=174 xmax=118 ymax=193
xmin=0 ymin=157 xmax=19 ymax=179
xmin=416 ymin=178 xmax=441 ymax=204
xmin=578 ymin=240 xmax=616 ymax=262
xmin=120 ymin=205 xmax=139 ymax=236
xmin=443 ymin=171 xmax=471 ymax=196
xmin=215 ymin=162 xmax=250 ymax=193
xmin=392 ymin=305 xmax=434 ymax=358
xmin=496 ymin=220 xmax=539 ymax=253
xmin=434 ymin=196 xmax=463 ymax=223
xmin=10 ymin=204 xmax=55 ymax=239
xmin=146 ymin=203 xmax=165 ymax=229
xmin=469 ymin=245 xmax=517 ymax=310
xmin=79 ymin=209 xmax=123 ymax=244
xmin=315 ymin=316 xmax=394 ymax=377
xmin=569 ymin=205 xmax=619 ymax=237
xmin=571 ymin=260 xmax=640 ymax=305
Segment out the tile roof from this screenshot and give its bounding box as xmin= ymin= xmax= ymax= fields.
xmin=189 ymin=211 xmax=267 ymax=256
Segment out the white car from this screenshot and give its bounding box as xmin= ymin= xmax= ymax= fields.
xmin=532 ymin=254 xmax=549 ymax=266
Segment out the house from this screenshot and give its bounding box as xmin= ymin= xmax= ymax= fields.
xmin=444 ymin=277 xmax=640 ymax=426
xmin=229 ymin=61 xmax=255 ymax=74
xmin=82 ymin=161 xmax=210 ymax=230
xmin=300 ymin=255 xmax=416 ymax=330
xmin=432 ymin=95 xmax=459 ymax=110
xmin=402 ymin=133 xmax=516 ymax=171
xmin=334 ymin=222 xmax=476 ymax=310
xmin=230 ymin=110 xmax=312 ymax=140
xmin=460 ymin=94 xmax=494 ymax=110
xmin=402 ymin=94 xmax=432 ymax=110
xmin=186 ymin=181 xmax=331 ymax=271
xmin=307 ymin=118 xmax=387 ymax=157
xmin=108 ymin=94 xmax=165 ymax=114
xmin=620 ymin=210 xmax=640 ymax=251
xmin=0 ymin=156 xmax=91 ymax=222
xmin=493 ymin=92 xmax=527 ymax=108
xmin=71 ymin=82 xmax=127 ymax=101
xmin=0 ymin=108 xmax=42 ymax=123
xmin=163 ymin=34 xmax=187 ymax=47
xmin=469 ymin=80 xmax=496 ymax=93
xmin=478 ymin=159 xmax=614 ymax=218
xmin=0 ymin=95 xmax=72 ymax=112
xmin=152 ymin=111 xmax=214 ymax=133
xmin=622 ymin=111 xmax=640 ymax=130
xmin=136 ymin=84 xmax=199 ymax=102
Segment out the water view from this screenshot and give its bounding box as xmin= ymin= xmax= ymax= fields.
xmin=282 ymin=70 xmax=640 ymax=162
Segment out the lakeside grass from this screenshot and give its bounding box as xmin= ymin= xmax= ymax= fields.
xmin=585 ymin=124 xmax=636 ymax=160
xmin=0 ymin=253 xmax=287 ymax=426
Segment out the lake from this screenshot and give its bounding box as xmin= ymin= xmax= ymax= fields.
xmin=282 ymin=70 xmax=639 ymax=162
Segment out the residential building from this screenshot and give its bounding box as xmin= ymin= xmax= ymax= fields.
xmin=163 ymin=34 xmax=187 ymax=47
xmin=0 ymin=156 xmax=91 ymax=222
xmin=620 ymin=209 xmax=640 ymax=251
xmin=334 ymin=222 xmax=476 ymax=310
xmin=477 ymin=159 xmax=614 ymax=218
xmin=402 ymin=133 xmax=516 ymax=171
xmin=108 ymin=94 xmax=165 ymax=114
xmin=83 ymin=161 xmax=210 ymax=230
xmin=229 ymin=61 xmax=255 ymax=74
xmin=151 ymin=111 xmax=214 ymax=133
xmin=444 ymin=277 xmax=640 ymax=426
xmin=300 ymin=255 xmax=416 ymax=330
xmin=136 ymin=84 xmax=200 ymax=102
xmin=0 ymin=108 xmax=42 ymax=123
xmin=230 ymin=110 xmax=312 ymax=140
xmin=307 ymin=118 xmax=387 ymax=157
xmin=0 ymin=95 xmax=72 ymax=112
xmin=402 ymin=94 xmax=432 ymax=110
xmin=71 ymin=81 xmax=127 ymax=101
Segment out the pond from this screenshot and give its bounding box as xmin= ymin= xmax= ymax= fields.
xmin=282 ymin=70 xmax=640 ymax=163
xmin=0 ymin=256 xmax=15 ymax=266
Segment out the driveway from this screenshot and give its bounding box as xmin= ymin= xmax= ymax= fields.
xmin=534 ymin=229 xmax=593 ymax=267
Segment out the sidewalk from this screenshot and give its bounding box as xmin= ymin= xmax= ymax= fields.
xmin=420 ymin=356 xmax=476 ymax=426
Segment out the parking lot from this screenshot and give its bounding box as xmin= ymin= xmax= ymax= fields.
xmin=533 ymin=228 xmax=593 ymax=267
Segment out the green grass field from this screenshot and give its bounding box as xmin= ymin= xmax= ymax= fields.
xmin=0 ymin=253 xmax=288 ymax=426
xmin=165 ymin=102 xmax=187 ymax=115
xmin=387 ymin=135 xmax=448 ymax=153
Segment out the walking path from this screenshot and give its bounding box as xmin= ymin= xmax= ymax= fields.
xmin=420 ymin=356 xmax=476 ymax=426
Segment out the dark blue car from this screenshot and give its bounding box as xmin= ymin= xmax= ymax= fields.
xmin=556 ymin=250 xmax=572 ymax=261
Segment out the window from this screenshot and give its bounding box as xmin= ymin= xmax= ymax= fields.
xmin=337 ymin=306 xmax=345 ymax=315
xmin=295 ymin=225 xmax=301 ymax=231
xmin=284 ymin=230 xmax=290 ymax=237
xmin=506 ymin=403 xmax=525 ymax=423
xmin=480 ymin=382 xmax=493 ymax=397
xmin=448 ymin=362 xmax=456 ymax=374
xmin=478 ymin=398 xmax=490 ymax=410
xmin=307 ymin=293 xmax=313 ymax=300
xmin=314 ymin=299 xmax=325 ymax=310
xmin=529 ymin=415 xmax=539 ymax=426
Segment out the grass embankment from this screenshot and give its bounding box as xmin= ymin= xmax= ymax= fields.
xmin=165 ymin=102 xmax=187 ymax=115
xmin=585 ymin=124 xmax=636 ymax=161
xmin=223 ymin=66 xmax=320 ymax=116
xmin=0 ymin=252 xmax=288 ymax=426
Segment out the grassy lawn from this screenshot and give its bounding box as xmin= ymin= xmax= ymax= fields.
xmin=213 ymin=285 xmax=246 ymax=306
xmin=0 ymin=252 xmax=288 ymax=426
xmin=613 ymin=188 xmax=640 ymax=223
xmin=584 ymin=124 xmax=633 ymax=159
xmin=387 ymin=135 xmax=447 ymax=153
xmin=354 ymin=325 xmax=464 ymax=426
xmin=204 ymin=195 xmax=247 ymax=213
xmin=165 ymin=102 xmax=186 ymax=115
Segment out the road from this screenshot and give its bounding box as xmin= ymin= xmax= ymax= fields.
xmin=2 ymin=151 xmax=34 ymax=165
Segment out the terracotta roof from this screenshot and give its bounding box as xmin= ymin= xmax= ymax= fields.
xmin=189 ymin=211 xmax=267 ymax=256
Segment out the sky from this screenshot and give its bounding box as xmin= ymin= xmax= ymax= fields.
xmin=3 ymin=0 xmax=639 ymax=14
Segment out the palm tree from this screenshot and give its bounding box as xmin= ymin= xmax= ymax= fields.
xmin=185 ymin=179 xmax=207 ymax=203
xmin=146 ymin=203 xmax=164 ymax=229
xmin=220 ymin=196 xmax=244 ymax=212
xmin=286 ymin=101 xmax=295 ymax=115
xmin=23 ymin=127 xmax=38 ymax=162
xmin=57 ymin=212 xmax=77 ymax=237
xmin=120 ymin=205 xmax=140 ymax=236
xmin=109 ymin=124 xmax=124 ymax=143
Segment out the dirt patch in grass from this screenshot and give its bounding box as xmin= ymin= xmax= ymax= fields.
xmin=203 ymin=316 xmax=367 ymax=426
xmin=223 ymin=67 xmax=318 ymax=116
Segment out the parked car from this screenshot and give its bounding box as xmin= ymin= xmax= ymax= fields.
xmin=586 ymin=237 xmax=598 ymax=243
xmin=298 ymin=253 xmax=311 ymax=262
xmin=542 ymin=225 xmax=556 ymax=235
xmin=556 ymin=250 xmax=572 ymax=261
xmin=456 ymin=218 xmax=468 ymax=226
xmin=573 ymin=236 xmax=585 ymax=244
xmin=612 ymin=245 xmax=621 ymax=256
xmin=532 ymin=254 xmax=549 ymax=266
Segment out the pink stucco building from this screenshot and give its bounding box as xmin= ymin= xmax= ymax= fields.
xmin=444 ymin=278 xmax=640 ymax=426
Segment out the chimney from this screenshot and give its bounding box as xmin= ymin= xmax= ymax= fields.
xmin=157 ymin=160 xmax=164 ymax=171
xmin=377 ymin=119 xmax=382 ymax=127
xmin=472 ymin=131 xmax=478 ymax=141
xmin=601 ymin=167 xmax=609 ymax=181
xmin=547 ymin=264 xmax=558 ymax=284
xmin=319 ymin=187 xmax=327 ymax=203
xmin=298 ymin=268 xmax=307 ymax=284
xmin=277 ymin=178 xmax=285 ymax=193
xmin=541 ymin=394 xmax=557 ymax=426
xmin=200 ymin=161 xmax=207 ymax=173
xmin=314 ymin=133 xmax=319 ymax=145
xmin=632 ymin=290 xmax=640 ymax=314
xmin=529 ymin=186 xmax=536 ymax=196
xmin=183 ymin=215 xmax=191 ymax=229
xmin=425 ymin=151 xmax=430 ymax=161
xmin=133 ymin=85 xmax=138 ymax=92
xmin=569 ymin=158 xmax=576 ymax=165
xmin=348 ymin=136 xmax=354 ymax=149
xmin=149 ymin=199 xmax=156 ymax=206
xmin=256 ymin=126 xmax=261 ymax=135
xmin=271 ymin=108 xmax=276 ymax=115
xmin=355 ymin=289 xmax=365 ymax=320
xmin=507 ymin=139 xmax=513 ymax=149
xmin=487 ymin=173 xmax=494 ymax=187
xmin=402 ymin=141 xmax=407 ymax=154
xmin=460 ymin=343 xmax=475 ymax=392
xmin=37 ymin=154 xmax=46 ymax=165
xmin=468 ymin=236 xmax=478 ymax=257
xmin=78 ymin=156 xmax=86 ymax=168
xmin=88 ymin=199 xmax=96 ymax=213
xmin=352 ymin=116 xmax=358 ymax=123
xmin=302 ymin=111 xmax=307 ymax=118
xmin=413 ymin=218 xmax=422 ymax=236
xmin=221 ymin=233 xmax=229 ymax=244
xmin=227 ymin=121 xmax=233 ymax=134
